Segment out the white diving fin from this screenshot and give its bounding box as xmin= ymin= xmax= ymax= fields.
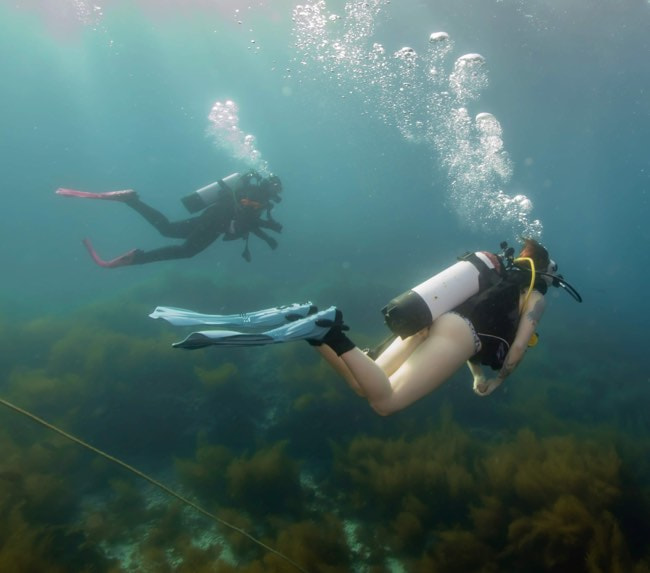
xmin=149 ymin=302 xmax=317 ymax=329
xmin=167 ymin=306 xmax=343 ymax=350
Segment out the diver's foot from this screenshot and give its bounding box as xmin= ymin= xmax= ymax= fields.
xmin=56 ymin=188 xmax=138 ymax=202
xmin=318 ymin=312 xmax=355 ymax=356
xmin=82 ymin=238 xmax=140 ymax=268
xmin=301 ymin=307 xmax=354 ymax=355
xmin=167 ymin=306 xmax=353 ymax=350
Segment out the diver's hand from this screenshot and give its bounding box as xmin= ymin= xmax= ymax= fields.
xmin=473 ymin=377 xmax=502 ymax=396
xmin=265 ymin=219 xmax=283 ymax=233
xmin=472 ymin=373 xmax=485 ymax=391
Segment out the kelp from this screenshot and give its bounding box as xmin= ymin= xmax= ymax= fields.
xmin=1 ymin=275 xmax=650 ymax=571
xmin=329 ymin=413 xmax=648 ymax=571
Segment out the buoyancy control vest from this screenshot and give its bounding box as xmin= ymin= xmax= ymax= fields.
xmin=455 ymin=268 xmax=549 ymax=369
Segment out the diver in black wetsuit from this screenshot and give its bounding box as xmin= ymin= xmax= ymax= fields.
xmin=56 ymin=170 xmax=283 ymax=267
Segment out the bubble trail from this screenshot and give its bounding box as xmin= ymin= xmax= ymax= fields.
xmin=291 ymin=0 xmax=542 ymax=239
xmin=206 ymin=100 xmax=270 ymax=175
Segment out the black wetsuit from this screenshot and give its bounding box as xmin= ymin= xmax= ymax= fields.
xmin=454 ymin=272 xmax=546 ymax=370
xmin=127 ymin=184 xmax=281 ymax=264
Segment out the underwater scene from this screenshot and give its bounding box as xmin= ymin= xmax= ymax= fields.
xmin=1 ymin=0 xmax=649 ymax=571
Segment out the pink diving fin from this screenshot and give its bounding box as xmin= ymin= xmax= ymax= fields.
xmin=82 ymin=239 xmax=139 ymax=268
xmin=56 ymin=188 xmax=136 ymax=201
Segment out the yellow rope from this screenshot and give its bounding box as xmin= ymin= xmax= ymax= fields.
xmin=0 ymin=396 xmax=309 ymax=573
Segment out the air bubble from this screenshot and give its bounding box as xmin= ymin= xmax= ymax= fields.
xmin=291 ymin=0 xmax=541 ymax=238
xmin=206 ymin=100 xmax=269 ymax=175
xmin=429 ymin=31 xmax=449 ymax=43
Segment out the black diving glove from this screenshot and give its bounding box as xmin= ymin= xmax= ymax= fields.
xmin=251 ymin=228 xmax=278 ymax=250
xmin=260 ymin=218 xmax=283 ymax=233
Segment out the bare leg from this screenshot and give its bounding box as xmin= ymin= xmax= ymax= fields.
xmin=339 ymin=313 xmax=478 ymax=415
xmin=315 ymin=329 xmax=427 ymax=397
xmin=375 ymin=329 xmax=429 ymax=376
xmin=315 ymin=345 xmax=366 ymax=396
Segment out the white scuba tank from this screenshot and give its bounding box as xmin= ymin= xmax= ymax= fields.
xmin=181 ymin=172 xmax=242 ymax=213
xmin=382 ymin=251 xmax=503 ymax=338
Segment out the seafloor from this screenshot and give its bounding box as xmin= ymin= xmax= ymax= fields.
xmin=0 ymin=271 xmax=647 ymax=573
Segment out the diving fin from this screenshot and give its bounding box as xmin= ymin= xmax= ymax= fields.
xmin=56 ymin=188 xmax=137 ymax=201
xmin=150 ymin=302 xmax=317 ymax=329
xmin=171 ymin=306 xmax=344 ymax=350
xmin=83 ymin=238 xmax=139 ymax=268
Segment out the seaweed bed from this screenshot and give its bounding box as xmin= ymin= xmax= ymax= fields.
xmin=0 ymin=273 xmax=648 ymax=572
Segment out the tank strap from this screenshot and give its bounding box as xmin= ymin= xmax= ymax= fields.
xmin=217 ymin=178 xmax=242 ymax=213
xmin=216 ymin=178 xmax=252 ymax=259
xmin=458 ymin=251 xmax=504 ymax=290
xmin=217 ymin=177 xmax=234 ymax=195
xmin=366 ymin=333 xmax=398 ymax=360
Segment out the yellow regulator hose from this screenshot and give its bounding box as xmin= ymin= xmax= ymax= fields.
xmin=513 ymin=256 xmax=536 ymax=313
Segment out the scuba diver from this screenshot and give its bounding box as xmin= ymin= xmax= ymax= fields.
xmin=56 ymin=170 xmax=283 ymax=267
xmin=150 ymin=238 xmax=582 ymax=415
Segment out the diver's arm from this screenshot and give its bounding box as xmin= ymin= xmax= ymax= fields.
xmin=250 ymin=227 xmax=278 ymax=250
xmin=499 ymin=291 xmax=546 ymax=380
xmin=257 ymin=218 xmax=283 ymax=233
xmin=475 ymin=291 xmax=546 ymax=396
